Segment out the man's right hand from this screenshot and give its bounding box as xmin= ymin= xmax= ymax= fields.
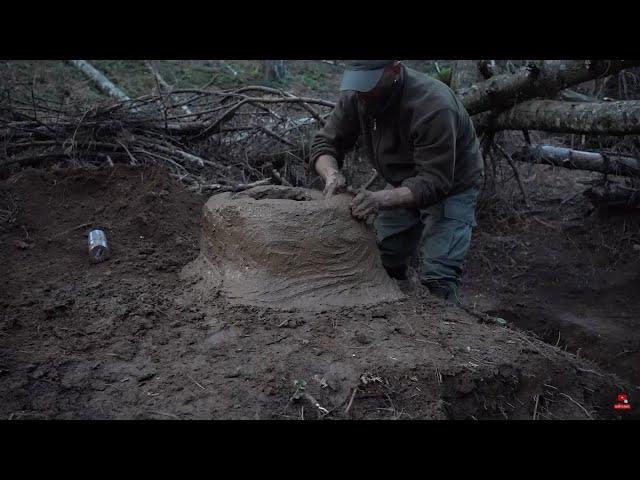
xmin=323 ymin=169 xmax=347 ymax=199
xmin=315 ymin=154 xmax=346 ymax=199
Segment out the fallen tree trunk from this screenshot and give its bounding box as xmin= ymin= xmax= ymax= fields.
xmin=584 ymin=184 xmax=640 ymax=208
xmin=485 ymin=100 xmax=640 ymax=135
xmin=67 ymin=60 xmax=131 ymax=102
xmin=512 ymin=144 xmax=640 ymax=177
xmin=460 ymin=60 xmax=640 ymax=116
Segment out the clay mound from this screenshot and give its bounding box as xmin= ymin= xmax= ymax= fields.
xmin=182 ymin=185 xmax=404 ymax=310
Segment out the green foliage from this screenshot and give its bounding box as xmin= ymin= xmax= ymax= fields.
xmin=293 ymin=379 xmax=306 ymax=389
xmin=292 ymin=379 xmax=307 ymax=400
xmin=292 ymin=63 xmax=329 ymax=89
xmin=437 ymin=66 xmax=453 ymax=86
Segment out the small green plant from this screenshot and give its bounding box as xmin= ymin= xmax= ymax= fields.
xmin=293 ymin=379 xmax=306 ymax=389
xmin=292 ymin=379 xmax=307 ymax=400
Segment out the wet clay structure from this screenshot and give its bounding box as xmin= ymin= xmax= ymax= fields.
xmin=182 ymin=185 xmax=404 ymax=310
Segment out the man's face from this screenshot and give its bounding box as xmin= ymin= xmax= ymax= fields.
xmin=357 ymin=63 xmax=400 ymax=113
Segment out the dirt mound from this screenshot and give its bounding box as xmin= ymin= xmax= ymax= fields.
xmin=0 ymin=166 xmax=634 ymax=420
xmin=182 ymin=185 xmax=404 ymax=310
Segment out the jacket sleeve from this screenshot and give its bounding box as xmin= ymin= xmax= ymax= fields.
xmin=309 ymin=92 xmax=360 ymax=171
xmin=401 ymin=108 xmax=458 ymax=209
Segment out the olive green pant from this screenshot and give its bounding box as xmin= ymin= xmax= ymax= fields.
xmin=373 ymin=187 xmax=479 ymax=301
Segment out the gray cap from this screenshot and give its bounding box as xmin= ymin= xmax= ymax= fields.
xmin=340 ymin=60 xmax=395 ymax=92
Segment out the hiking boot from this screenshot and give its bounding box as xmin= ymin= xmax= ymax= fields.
xmin=423 ymin=281 xmax=462 ymax=306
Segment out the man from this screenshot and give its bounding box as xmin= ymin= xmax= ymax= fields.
xmin=309 ymin=60 xmax=484 ymax=305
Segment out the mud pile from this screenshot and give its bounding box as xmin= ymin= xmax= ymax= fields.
xmin=182 ymin=185 xmax=404 ymax=310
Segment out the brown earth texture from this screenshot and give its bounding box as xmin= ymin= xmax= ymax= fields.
xmin=0 ymin=165 xmax=637 ymax=420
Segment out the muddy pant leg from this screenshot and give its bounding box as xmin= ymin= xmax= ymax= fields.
xmin=419 ymin=217 xmax=473 ymax=301
xmin=373 ymin=208 xmax=423 ymax=279
xmin=418 ymin=188 xmax=479 ymax=303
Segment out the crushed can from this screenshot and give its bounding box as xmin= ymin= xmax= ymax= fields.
xmin=88 ymin=229 xmax=110 ymax=263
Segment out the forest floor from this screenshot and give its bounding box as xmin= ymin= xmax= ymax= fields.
xmin=0 ymin=61 xmax=638 ymax=419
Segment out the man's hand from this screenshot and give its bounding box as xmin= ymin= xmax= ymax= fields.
xmin=323 ymin=169 xmax=347 ymax=199
xmin=349 ymin=185 xmax=417 ymax=224
xmin=350 ymin=189 xmax=381 ymax=225
xmin=315 ymin=154 xmax=346 ymax=199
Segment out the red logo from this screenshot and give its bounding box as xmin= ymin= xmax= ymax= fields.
xmin=614 ymin=393 xmax=631 ymax=411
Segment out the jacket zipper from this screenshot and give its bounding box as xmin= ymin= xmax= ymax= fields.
xmin=373 ymin=117 xmax=383 ymax=178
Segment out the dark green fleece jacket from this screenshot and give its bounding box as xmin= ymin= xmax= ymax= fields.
xmin=310 ymin=66 xmax=484 ymax=208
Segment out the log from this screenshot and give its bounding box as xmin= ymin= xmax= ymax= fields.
xmin=512 ymin=145 xmax=640 ymax=177
xmin=485 ymin=100 xmax=640 ymax=135
xmin=460 ymin=60 xmax=640 ymax=116
xmin=67 ymin=60 xmax=131 ymax=102
xmin=584 ymin=184 xmax=640 ymax=208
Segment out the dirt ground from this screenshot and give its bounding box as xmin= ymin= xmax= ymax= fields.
xmin=463 ymin=161 xmax=640 ymax=390
xmin=0 ymin=165 xmax=637 ymax=420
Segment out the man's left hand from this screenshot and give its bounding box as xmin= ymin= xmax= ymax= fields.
xmin=350 ymin=189 xmax=381 ymax=224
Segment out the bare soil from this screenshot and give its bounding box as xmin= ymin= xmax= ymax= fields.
xmin=0 ymin=165 xmax=636 ymax=420
xmin=464 ymin=162 xmax=640 ymax=391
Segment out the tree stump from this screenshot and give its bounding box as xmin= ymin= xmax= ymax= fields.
xmin=181 ymin=185 xmax=404 ymax=310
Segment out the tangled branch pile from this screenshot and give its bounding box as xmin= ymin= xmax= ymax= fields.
xmin=2 ymin=59 xmax=640 ymax=208
xmin=0 ymin=82 xmax=336 ymax=192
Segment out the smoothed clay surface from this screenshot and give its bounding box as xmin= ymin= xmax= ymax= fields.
xmin=182 ymin=186 xmax=404 ymax=310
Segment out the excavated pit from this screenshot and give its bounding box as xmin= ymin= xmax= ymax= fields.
xmin=182 ymin=185 xmax=405 ymax=310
